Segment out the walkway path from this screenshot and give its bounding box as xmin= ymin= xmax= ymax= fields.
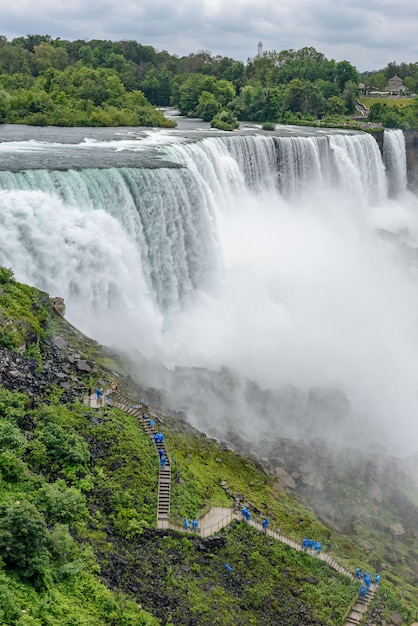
xmin=86 ymin=389 xmax=171 ymax=528
xmin=86 ymin=389 xmax=377 ymax=624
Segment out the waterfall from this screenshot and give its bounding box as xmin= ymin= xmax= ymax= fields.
xmin=0 ymin=127 xmax=417 ymax=453
xmin=0 ymin=131 xmax=391 ymax=315
xmin=383 ymin=129 xmax=408 ymax=197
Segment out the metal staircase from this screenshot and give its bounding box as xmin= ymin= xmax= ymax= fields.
xmin=102 ymin=390 xmax=378 ymax=621
xmin=107 ymin=391 xmax=171 ymax=529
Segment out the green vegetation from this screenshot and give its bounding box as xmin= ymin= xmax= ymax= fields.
xmin=0 ymin=268 xmax=418 ymax=624
xmin=367 ymin=98 xmax=418 ymax=128
xmin=360 ymin=97 xmax=411 ymax=110
xmin=0 ymin=35 xmax=366 ymax=130
xmin=1 ymin=33 xmax=417 ymax=129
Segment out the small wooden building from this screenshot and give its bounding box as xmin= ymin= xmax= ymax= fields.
xmin=387 ymin=75 xmax=407 ymax=94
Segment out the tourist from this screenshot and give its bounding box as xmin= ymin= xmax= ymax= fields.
xmin=95 ymin=387 xmax=103 ymax=407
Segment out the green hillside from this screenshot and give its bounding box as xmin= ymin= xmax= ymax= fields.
xmin=0 ymin=267 xmax=417 ymax=625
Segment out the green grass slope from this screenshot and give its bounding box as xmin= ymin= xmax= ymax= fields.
xmin=0 ymin=267 xmax=417 ymax=625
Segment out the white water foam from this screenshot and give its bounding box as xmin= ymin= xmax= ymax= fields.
xmin=1 ymin=129 xmax=418 ymax=454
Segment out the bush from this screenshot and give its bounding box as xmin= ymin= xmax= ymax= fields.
xmin=0 ymin=267 xmax=14 ymax=285
xmin=35 ymin=480 xmax=86 ymax=523
xmin=210 ymin=110 xmax=239 ymax=131
xmin=0 ymin=422 xmax=27 ymax=451
xmin=0 ymin=329 xmax=18 ymax=350
xmin=0 ymin=450 xmax=26 ymax=482
xmin=39 ymin=422 xmax=90 ymax=467
xmin=0 ymin=499 xmax=50 ymax=582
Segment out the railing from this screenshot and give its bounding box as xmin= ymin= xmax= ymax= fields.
xmin=97 ymin=390 xmax=378 ymax=623
xmin=200 ymin=510 xmax=237 ymax=537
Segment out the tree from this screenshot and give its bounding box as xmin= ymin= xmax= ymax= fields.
xmin=342 ymin=80 xmax=359 ymax=114
xmin=104 ymin=53 xmax=138 ymax=90
xmin=326 ymin=95 xmax=346 ymax=115
xmin=369 ymin=71 xmax=387 ymax=91
xmin=175 ymin=74 xmax=217 ymax=116
xmin=196 ymin=91 xmax=222 ymax=121
xmin=404 ymin=76 xmax=418 ymax=94
xmin=139 ymin=67 xmax=172 ymax=105
xmin=212 ymin=79 xmax=235 ymax=106
xmin=0 ymin=44 xmax=31 ymax=74
xmin=32 ymin=42 xmax=69 ymax=74
xmin=335 ymin=60 xmax=359 ymax=90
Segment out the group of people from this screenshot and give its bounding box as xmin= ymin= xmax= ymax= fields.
xmin=152 ymin=431 xmax=167 ymax=466
xmin=301 ymin=537 xmax=322 ymax=553
xmin=153 ymin=432 xmax=165 ymax=444
xmin=241 ymin=507 xmax=270 ymax=533
xmin=184 ymin=517 xmax=199 ymax=532
xmin=356 ymin=568 xmax=380 ymax=597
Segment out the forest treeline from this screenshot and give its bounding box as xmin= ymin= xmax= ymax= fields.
xmin=0 ymin=34 xmax=418 ymax=129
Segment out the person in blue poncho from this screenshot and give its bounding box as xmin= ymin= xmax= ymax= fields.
xmin=95 ymin=387 xmax=103 ymax=407
xmin=374 ymin=573 xmax=380 ymax=586
xmin=356 ymin=567 xmax=362 ymax=579
xmin=192 ymin=518 xmax=199 ymax=532
xmin=184 ymin=518 xmax=190 ymax=531
xmin=359 ymin=584 xmax=367 ymax=598
xmin=261 ymin=517 xmax=269 ymax=532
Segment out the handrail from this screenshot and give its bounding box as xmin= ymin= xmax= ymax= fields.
xmin=200 ymin=510 xmax=236 ymax=537
xmin=96 ymin=390 xmax=378 ymax=623
xmin=105 ymin=391 xmax=171 ymax=526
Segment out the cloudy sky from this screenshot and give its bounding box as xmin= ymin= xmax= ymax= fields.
xmin=1 ymin=0 xmax=417 ymax=72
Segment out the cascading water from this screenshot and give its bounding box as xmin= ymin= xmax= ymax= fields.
xmin=0 ymin=124 xmax=417 ymax=454
xmin=383 ymin=128 xmax=408 ymax=197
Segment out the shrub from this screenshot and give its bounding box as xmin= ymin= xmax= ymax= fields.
xmin=0 ymin=267 xmax=14 ymax=285
xmin=39 ymin=422 xmax=90 ymax=467
xmin=0 ymin=499 xmax=50 ymax=582
xmin=210 ymin=110 xmax=239 ymax=131
xmin=0 ymin=450 xmax=26 ymax=482
xmin=35 ymin=480 xmax=86 ymax=523
xmin=0 ymin=422 xmax=27 ymax=451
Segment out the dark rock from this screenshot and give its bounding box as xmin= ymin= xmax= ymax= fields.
xmin=76 ymin=360 xmax=92 ymax=372
xmin=52 ymin=335 xmax=68 ymax=350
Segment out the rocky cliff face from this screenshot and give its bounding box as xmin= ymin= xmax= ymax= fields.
xmin=404 ymin=130 xmax=418 ymax=191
